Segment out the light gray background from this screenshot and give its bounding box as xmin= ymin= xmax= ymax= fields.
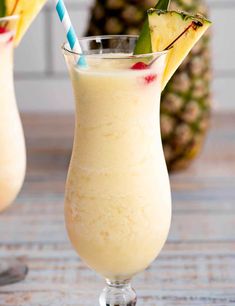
xmin=14 ymin=0 xmax=233 ymax=112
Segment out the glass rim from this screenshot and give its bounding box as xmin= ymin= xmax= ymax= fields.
xmin=61 ymin=35 xmax=168 ymax=59
xmin=0 ymin=15 xmax=19 ymax=22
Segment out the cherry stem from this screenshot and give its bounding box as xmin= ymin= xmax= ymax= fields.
xmin=163 ymin=21 xmax=197 ymax=51
xmin=147 ymin=21 xmax=202 ymax=68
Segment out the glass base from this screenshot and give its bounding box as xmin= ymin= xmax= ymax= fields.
xmin=99 ymin=280 xmax=137 ymax=306
xmin=0 ymin=258 xmax=28 ymax=286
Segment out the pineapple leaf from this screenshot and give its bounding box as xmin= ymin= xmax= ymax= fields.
xmin=134 ymin=0 xmax=171 ymax=54
xmin=0 ymin=0 xmax=6 ymax=18
xmin=133 ymin=19 xmax=152 ymax=54
xmin=155 ymin=0 xmax=171 ymax=10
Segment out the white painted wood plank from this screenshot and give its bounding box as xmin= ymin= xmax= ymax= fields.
xmin=212 ymin=77 xmax=235 ymax=111
xmin=210 ymin=7 xmax=235 ymax=72
xmin=14 ymin=14 xmax=46 ymax=73
xmin=1 ymin=211 xmax=235 ymax=244
xmin=51 ymin=9 xmax=91 ymax=73
xmin=15 ymin=77 xmax=235 ymax=112
xmin=0 ymin=241 xmax=235 ymax=301
xmin=45 ymin=0 xmax=95 ymax=8
xmin=15 ymin=78 xmax=75 ymax=113
xmin=207 ymin=0 xmax=235 ymax=6
xmin=0 ymin=289 xmax=234 ymax=306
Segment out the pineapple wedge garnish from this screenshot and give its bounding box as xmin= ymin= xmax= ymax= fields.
xmin=6 ymin=0 xmax=47 ymax=45
xmin=148 ymin=9 xmax=211 ymax=89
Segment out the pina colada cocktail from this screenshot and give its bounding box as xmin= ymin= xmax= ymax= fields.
xmin=0 ymin=0 xmax=47 ymax=211
xmin=64 ymin=44 xmax=171 ymax=280
xmin=62 ymin=1 xmax=211 ymax=304
xmin=63 ymin=37 xmax=170 ymax=305
xmin=0 ymin=15 xmax=27 ymax=287
xmin=0 ymin=0 xmax=47 ymax=286
xmin=0 ymin=20 xmax=26 ymax=213
xmin=0 ymin=0 xmax=47 ymax=213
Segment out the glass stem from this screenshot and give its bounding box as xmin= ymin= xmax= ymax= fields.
xmin=99 ymin=279 xmax=137 ymax=306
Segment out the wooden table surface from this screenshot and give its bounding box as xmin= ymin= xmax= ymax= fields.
xmin=0 ymin=112 xmax=235 ymax=306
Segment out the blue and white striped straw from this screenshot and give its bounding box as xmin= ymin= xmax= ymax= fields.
xmin=55 ymin=0 xmax=87 ymax=67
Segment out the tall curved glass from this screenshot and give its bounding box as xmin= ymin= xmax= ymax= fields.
xmin=62 ymin=35 xmax=172 ymax=305
xmin=0 ymin=16 xmax=27 ymax=285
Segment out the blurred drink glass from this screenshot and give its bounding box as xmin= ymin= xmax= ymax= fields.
xmin=0 ymin=15 xmax=27 ymax=286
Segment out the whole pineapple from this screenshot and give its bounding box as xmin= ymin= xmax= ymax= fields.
xmin=86 ymin=0 xmax=212 ymax=171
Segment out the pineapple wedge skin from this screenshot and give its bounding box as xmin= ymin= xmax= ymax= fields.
xmin=148 ymin=9 xmax=211 ymax=89
xmin=6 ymin=0 xmax=48 ymax=46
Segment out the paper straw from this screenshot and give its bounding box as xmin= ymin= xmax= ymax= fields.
xmin=55 ymin=0 xmax=87 ymax=67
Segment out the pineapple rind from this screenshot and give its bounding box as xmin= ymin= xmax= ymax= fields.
xmin=148 ymin=8 xmax=211 ymax=24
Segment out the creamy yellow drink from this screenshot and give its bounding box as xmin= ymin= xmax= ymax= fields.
xmin=0 ymin=29 xmax=26 ymax=212
xmin=64 ymin=48 xmax=172 ymax=281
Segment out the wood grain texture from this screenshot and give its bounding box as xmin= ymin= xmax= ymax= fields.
xmin=0 ymin=112 xmax=235 ymax=305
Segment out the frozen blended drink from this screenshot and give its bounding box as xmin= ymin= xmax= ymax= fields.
xmin=0 ymin=19 xmax=26 ymax=212
xmin=64 ymin=47 xmax=172 ymax=280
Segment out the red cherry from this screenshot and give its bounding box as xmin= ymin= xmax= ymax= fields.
xmin=0 ymin=27 xmax=13 ymax=44
xmin=131 ymin=62 xmax=149 ymax=70
xmin=144 ymin=74 xmax=157 ymax=84
xmin=7 ymin=36 xmax=14 ymax=44
xmin=0 ymin=27 xmax=8 ymax=34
